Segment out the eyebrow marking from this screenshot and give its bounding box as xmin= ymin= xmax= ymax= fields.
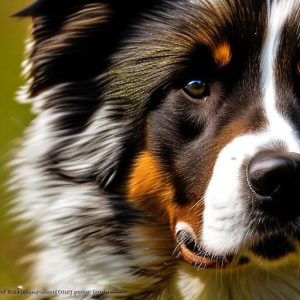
xmin=297 ymin=61 xmax=300 ymax=75
xmin=213 ymin=42 xmax=232 ymax=67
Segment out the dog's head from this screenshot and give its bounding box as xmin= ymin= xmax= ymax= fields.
xmin=18 ymin=0 xmax=300 ymax=270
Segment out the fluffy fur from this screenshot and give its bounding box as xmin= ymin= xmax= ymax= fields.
xmin=13 ymin=0 xmax=300 ymax=299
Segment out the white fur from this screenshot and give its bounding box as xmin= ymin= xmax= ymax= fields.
xmin=262 ymin=0 xmax=300 ymax=151
xmin=175 ymin=221 xmax=196 ymax=237
xmin=58 ymin=103 xmax=131 ymax=187
xmin=16 ymin=37 xmax=34 ymax=106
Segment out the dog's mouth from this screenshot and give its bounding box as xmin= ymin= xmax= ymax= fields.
xmin=176 ymin=229 xmax=233 ymax=268
xmin=176 ymin=229 xmax=297 ymax=269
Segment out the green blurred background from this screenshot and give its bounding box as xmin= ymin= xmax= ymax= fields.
xmin=0 ymin=0 xmax=33 ymax=295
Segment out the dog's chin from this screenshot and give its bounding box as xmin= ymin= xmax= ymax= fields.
xmin=250 ymin=235 xmax=296 ymax=261
xmin=179 ymin=234 xmax=297 ymax=269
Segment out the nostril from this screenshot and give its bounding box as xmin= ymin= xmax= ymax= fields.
xmin=247 ymin=151 xmax=300 ymax=198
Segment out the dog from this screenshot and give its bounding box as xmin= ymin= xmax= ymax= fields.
xmin=13 ymin=0 xmax=300 ymax=299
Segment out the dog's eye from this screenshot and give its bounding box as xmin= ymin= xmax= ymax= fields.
xmin=183 ymin=80 xmax=209 ymax=100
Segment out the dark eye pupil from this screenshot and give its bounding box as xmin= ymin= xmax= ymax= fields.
xmin=184 ymin=80 xmax=207 ymax=99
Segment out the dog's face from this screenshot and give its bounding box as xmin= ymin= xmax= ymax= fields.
xmin=126 ymin=0 xmax=300 ymax=268
xmin=18 ymin=0 xmax=300 ymax=275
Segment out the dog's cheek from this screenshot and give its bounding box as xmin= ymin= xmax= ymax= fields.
xmin=127 ymin=151 xmax=175 ymax=222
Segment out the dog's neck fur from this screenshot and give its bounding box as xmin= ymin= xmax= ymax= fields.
xmin=176 ymin=258 xmax=300 ymax=300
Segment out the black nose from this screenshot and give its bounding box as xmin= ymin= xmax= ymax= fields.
xmin=247 ymin=151 xmax=300 ymax=218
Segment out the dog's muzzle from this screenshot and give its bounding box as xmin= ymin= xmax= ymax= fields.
xmin=176 ymin=151 xmax=300 ymax=268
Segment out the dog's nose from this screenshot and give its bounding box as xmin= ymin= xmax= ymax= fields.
xmin=247 ymin=151 xmax=300 ymax=217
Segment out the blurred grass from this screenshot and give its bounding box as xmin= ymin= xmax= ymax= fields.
xmin=0 ymin=0 xmax=33 ymax=295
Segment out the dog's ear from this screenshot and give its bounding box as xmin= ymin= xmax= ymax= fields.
xmin=15 ymin=0 xmax=158 ymax=188
xmin=15 ymin=0 xmax=157 ymax=97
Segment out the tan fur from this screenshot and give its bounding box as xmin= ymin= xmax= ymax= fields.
xmin=128 ymin=151 xmax=175 ymax=221
xmin=213 ymin=42 xmax=232 ymax=67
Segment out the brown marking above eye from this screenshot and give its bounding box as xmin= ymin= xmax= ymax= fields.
xmin=213 ymin=42 xmax=232 ymax=67
xmin=297 ymin=61 xmax=300 ymax=75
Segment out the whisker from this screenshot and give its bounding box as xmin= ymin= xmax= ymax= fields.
xmin=189 ymin=196 xmax=204 ymax=211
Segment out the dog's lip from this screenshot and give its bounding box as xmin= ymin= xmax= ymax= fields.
xmin=179 ymin=244 xmax=233 ymax=268
xmin=174 ymin=224 xmax=232 ymax=268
